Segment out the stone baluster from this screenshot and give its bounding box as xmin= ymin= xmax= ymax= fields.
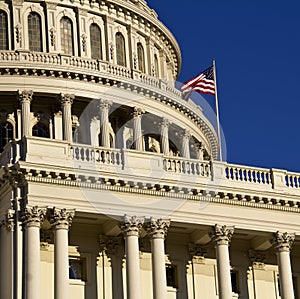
xmin=0 ymin=209 xmax=15 ymax=299
xmin=132 ymin=107 xmax=144 ymax=151
xmin=146 ymin=218 xmax=170 ymax=299
xmin=160 ymin=118 xmax=170 ymax=155
xmin=22 ymin=206 xmax=47 ymax=299
xmin=18 ymin=90 xmax=33 ymax=137
xmin=211 ymin=224 xmax=234 ymax=299
xmin=273 ymin=232 xmax=295 ymax=299
xmin=98 ymin=99 xmax=112 ymax=148
xmin=51 ymin=208 xmax=75 ymax=299
xmin=119 ymin=215 xmax=144 ymax=299
xmin=60 ymin=94 xmax=74 ymax=142
xmin=181 ymin=129 xmax=190 ymax=159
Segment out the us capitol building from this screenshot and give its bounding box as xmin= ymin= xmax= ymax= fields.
xmin=0 ymin=0 xmax=299 ymax=299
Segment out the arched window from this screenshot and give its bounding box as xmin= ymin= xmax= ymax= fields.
xmin=60 ymin=17 xmax=73 ymax=55
xmin=0 ymin=10 xmax=8 ymax=50
xmin=32 ymin=122 xmax=50 ymax=138
xmin=0 ymin=121 xmax=13 ymax=151
xmin=28 ymin=12 xmax=42 ymax=52
xmin=137 ymin=43 xmax=145 ymax=73
xmin=154 ymin=54 xmax=159 ymax=78
xmin=116 ymin=32 xmax=126 ymax=66
xmin=90 ymin=23 xmax=102 ymax=60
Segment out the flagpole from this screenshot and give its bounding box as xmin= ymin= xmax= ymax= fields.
xmin=213 ymin=59 xmax=223 ymax=162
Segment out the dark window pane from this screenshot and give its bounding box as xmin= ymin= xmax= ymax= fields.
xmin=154 ymin=54 xmax=159 ymax=78
xmin=137 ymin=43 xmax=145 ymax=73
xmin=116 ymin=32 xmax=126 ymax=66
xmin=166 ymin=265 xmax=178 ymax=288
xmin=28 ymin=13 xmax=42 ymax=52
xmin=0 ymin=10 xmax=8 ymax=50
xmin=32 ymin=122 xmax=49 ymax=138
xmin=60 ymin=17 xmax=73 ymax=55
xmin=90 ymin=23 xmax=102 ymax=60
xmin=0 ymin=121 xmax=13 ymax=151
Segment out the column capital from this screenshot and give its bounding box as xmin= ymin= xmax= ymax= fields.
xmin=182 ymin=129 xmax=191 ymax=140
xmin=273 ymin=231 xmax=295 ymax=252
xmin=60 ymin=93 xmax=75 ymax=106
xmin=22 ymin=206 xmax=47 ymax=228
xmin=119 ymin=215 xmax=144 ymax=237
xmin=146 ymin=217 xmax=170 ymax=239
xmin=1 ymin=209 xmax=15 ymax=232
xmin=211 ymin=224 xmax=234 ymax=246
xmin=132 ymin=107 xmax=145 ymax=117
xmin=100 ymin=236 xmax=123 ymax=257
xmin=18 ymin=90 xmax=33 ymax=104
xmin=51 ymin=208 xmax=75 ymax=230
xmin=98 ymin=99 xmax=112 ymax=110
xmin=160 ymin=118 xmax=170 ymax=128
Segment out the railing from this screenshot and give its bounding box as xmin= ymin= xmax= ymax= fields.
xmin=71 ymin=144 xmax=123 ymax=166
xmin=286 ymin=172 xmax=300 ymax=188
xmin=163 ymin=156 xmax=211 ymax=177
xmin=225 ymin=164 xmax=271 ymax=185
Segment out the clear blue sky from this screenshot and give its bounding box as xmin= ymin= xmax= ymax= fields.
xmin=147 ymin=0 xmax=300 ymax=172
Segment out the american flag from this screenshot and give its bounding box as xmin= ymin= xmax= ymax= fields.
xmin=181 ymin=65 xmax=215 ymax=96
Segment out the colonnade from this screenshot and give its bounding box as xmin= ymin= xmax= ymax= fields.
xmin=0 ymin=209 xmax=296 ymax=299
xmin=16 ymin=90 xmax=207 ymax=159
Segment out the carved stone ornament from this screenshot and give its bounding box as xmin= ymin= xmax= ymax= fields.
xmin=146 ymin=217 xmax=170 ymax=239
xmin=161 ymin=118 xmax=170 ymax=129
xmin=51 ymin=208 xmax=75 ymax=230
xmin=22 ymin=206 xmax=47 ymax=228
xmin=100 ymin=236 xmax=122 ymax=257
xmin=132 ymin=107 xmax=145 ymax=118
xmin=272 ymin=231 xmax=295 ymax=252
xmin=1 ymin=209 xmax=15 ymax=232
xmin=211 ymin=224 xmax=234 ymax=246
xmin=81 ymin=34 xmax=87 ymax=52
xmin=98 ymin=99 xmax=112 ymax=110
xmin=60 ymin=93 xmax=75 ymax=106
xmin=188 ymin=243 xmax=208 ymax=259
xmin=119 ymin=215 xmax=144 ymax=237
xmin=49 ymin=28 xmax=56 ymax=48
xmin=15 ymin=24 xmax=22 ymax=45
xmin=18 ymin=90 xmax=33 ymax=104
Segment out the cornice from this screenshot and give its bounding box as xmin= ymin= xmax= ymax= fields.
xmin=6 ymin=165 xmax=300 ymax=214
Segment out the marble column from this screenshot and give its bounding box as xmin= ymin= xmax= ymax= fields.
xmin=0 ymin=210 xmax=15 ymax=299
xmin=132 ymin=107 xmax=144 ymax=151
xmin=51 ymin=208 xmax=75 ymax=299
xmin=195 ymin=143 xmax=205 ymax=160
xmin=22 ymin=206 xmax=47 ymax=299
xmin=211 ymin=224 xmax=234 ymax=299
xmin=146 ymin=218 xmax=170 ymax=299
xmin=181 ymin=129 xmax=190 ymax=159
xmin=273 ymin=232 xmax=295 ymax=299
xmin=160 ymin=118 xmax=170 ymax=155
xmin=18 ymin=90 xmax=33 ymax=137
xmin=119 ymin=215 xmax=144 ymax=299
xmin=98 ymin=99 xmax=112 ymax=148
xmin=60 ymin=94 xmax=75 ymax=142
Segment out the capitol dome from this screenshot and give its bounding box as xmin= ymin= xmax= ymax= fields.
xmin=0 ymin=1 xmax=300 ymax=299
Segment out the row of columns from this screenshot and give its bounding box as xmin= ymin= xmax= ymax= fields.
xmin=119 ymin=215 xmax=170 ymax=299
xmin=18 ymin=90 xmax=207 ymax=159
xmin=21 ymin=206 xmax=75 ymax=299
xmin=211 ymin=225 xmax=296 ymax=299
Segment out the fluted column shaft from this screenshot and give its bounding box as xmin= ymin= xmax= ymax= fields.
xmin=120 ymin=215 xmax=144 ymax=299
xmin=99 ymin=99 xmax=112 ymax=148
xmin=60 ymin=94 xmax=74 ymax=142
xmin=181 ymin=130 xmax=190 ymax=159
xmin=146 ymin=218 xmax=170 ymax=299
xmin=211 ymin=225 xmax=234 ymax=299
xmin=132 ymin=107 xmax=144 ymax=151
xmin=52 ymin=208 xmax=75 ymax=299
xmin=273 ymin=232 xmax=295 ymax=299
xmin=22 ymin=206 xmax=47 ymax=299
xmin=160 ymin=119 xmax=170 ymax=155
xmin=0 ymin=210 xmax=15 ymax=299
xmin=18 ymin=90 xmax=33 ymax=137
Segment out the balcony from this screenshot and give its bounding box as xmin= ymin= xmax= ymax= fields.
xmin=1 ymin=137 xmax=300 ymax=205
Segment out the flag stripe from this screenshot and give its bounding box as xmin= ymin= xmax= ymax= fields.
xmin=181 ymin=65 xmax=215 ymax=96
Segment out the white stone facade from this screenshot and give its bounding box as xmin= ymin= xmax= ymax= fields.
xmin=0 ymin=1 xmax=299 ymax=299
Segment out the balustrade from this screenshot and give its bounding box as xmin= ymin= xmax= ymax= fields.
xmin=225 ymin=164 xmax=271 ymax=185
xmin=285 ymin=172 xmax=300 ymax=188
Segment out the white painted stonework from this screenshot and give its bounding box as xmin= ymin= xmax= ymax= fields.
xmin=0 ymin=1 xmax=299 ymax=299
